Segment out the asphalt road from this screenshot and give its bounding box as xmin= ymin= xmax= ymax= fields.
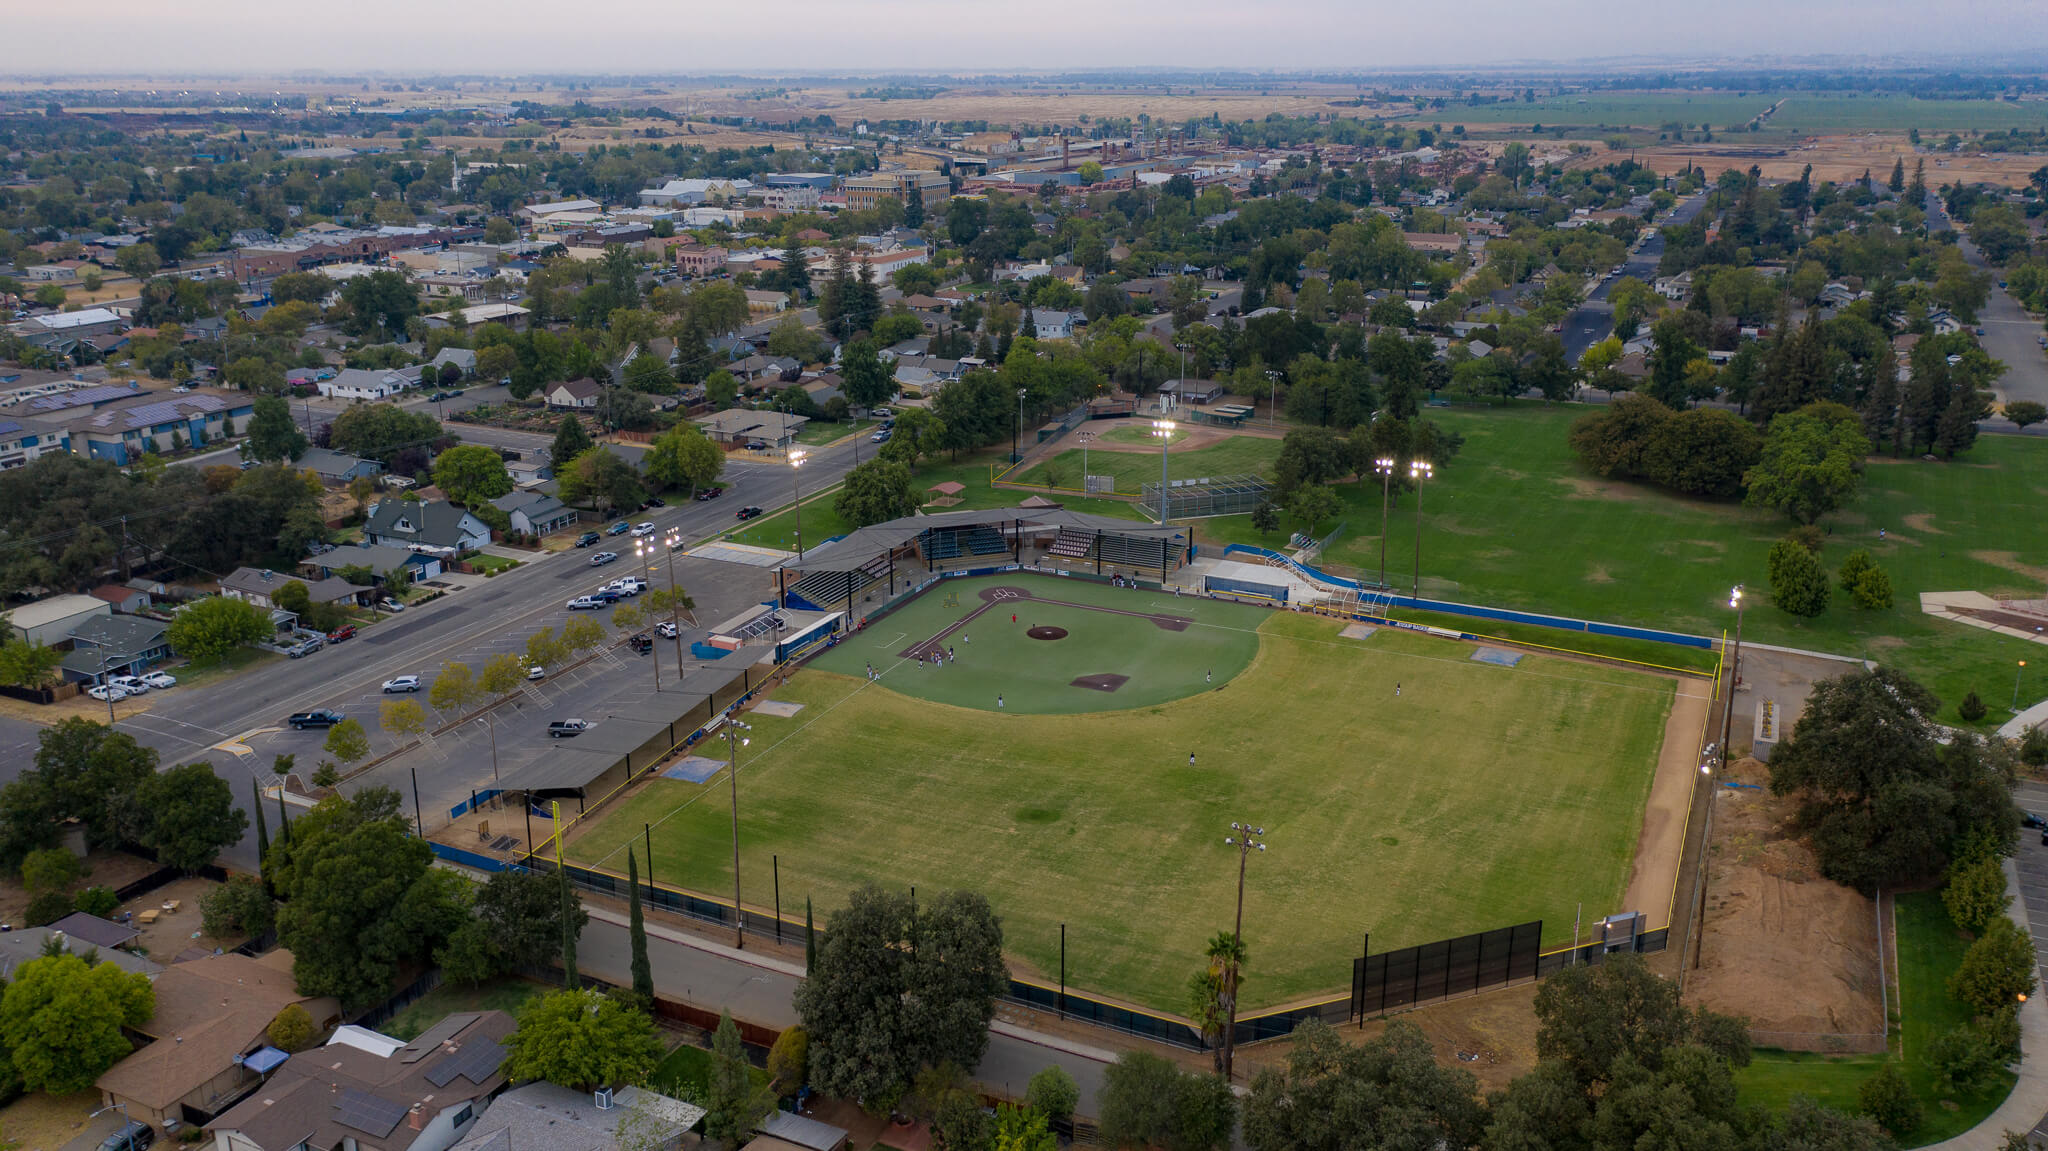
xmin=1563 ymin=194 xmax=1710 ymax=362
xmin=1935 ymin=193 xmax=2048 ymax=410
xmin=72 ymin=431 xmax=872 ymax=872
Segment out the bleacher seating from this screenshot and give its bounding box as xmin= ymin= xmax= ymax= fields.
xmin=1049 ymin=528 xmax=1094 ymax=559
xmin=922 ymin=530 xmax=962 ymax=560
xmin=966 ymin=526 xmax=1008 ymax=556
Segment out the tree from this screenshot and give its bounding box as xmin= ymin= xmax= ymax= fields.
xmin=559 ymin=448 xmax=645 ymax=514
xmin=429 ymin=660 xmax=482 ymax=720
xmin=267 ymin=1002 xmax=317 ymax=1053
xmin=642 ymin=425 xmax=724 ymax=495
xmin=1532 ymin=953 xmax=1750 ymax=1097
xmin=1285 ymin=484 xmax=1339 ymax=537
xmin=321 ymin=718 xmax=370 ymax=772
xmin=1026 ymin=1065 xmax=1079 ymax=1127
xmin=1927 ymin=1015 xmax=2011 ymax=1097
xmin=19 ymin=847 xmax=79 ymax=894
xmin=328 ymin=403 xmax=441 ymax=465
xmin=339 ymin=270 xmax=420 ymax=340
xmin=1769 ymin=667 xmax=2017 ymax=891
xmin=432 ymin=444 xmax=513 ymax=510
xmin=794 ymin=885 xmax=1007 ymax=1109
xmin=560 ymin=864 xmax=578 ymax=987
xmin=1961 ymin=691 xmax=1990 ymax=723
xmin=1837 ymin=550 xmax=1894 ymax=611
xmin=706 ymin=1010 xmax=776 ymax=1147
xmin=562 ymin=615 xmax=606 ymax=654
xmin=166 ymin=595 xmax=272 ymax=663
xmin=438 ymin=867 xmax=587 ymax=986
xmin=269 ymin=788 xmax=466 ymax=1008
xmin=1767 ymin=538 xmax=1831 ymax=618
xmin=1952 ymin=915 xmax=2036 ymax=1016
xmin=245 ymin=395 xmax=308 ymax=463
xmin=1857 ymin=1061 xmax=1920 ymax=1137
xmin=199 ymin=873 xmax=274 ymax=939
xmin=1745 ymin=403 xmax=1869 ymax=524
xmin=500 ymin=988 xmax=663 ymax=1093
xmin=2005 ymin=400 xmax=2047 ymax=430
xmin=878 ymin=408 xmax=944 ymax=472
xmin=1096 ymin=1050 xmax=1237 ymax=1151
xmin=381 ymin=699 xmax=429 ymax=743
xmin=551 ymin=414 xmax=594 ymax=466
xmin=834 ymin=459 xmax=919 ymax=529
xmin=0 ymin=954 xmax=154 ymax=1093
xmin=1944 ymin=849 xmax=2012 ymax=936
xmin=0 ymin=631 xmax=64 ymax=690
xmin=138 ymin=763 xmax=247 ymax=872
xmin=1243 ymin=1019 xmax=1483 ymax=1151
xmin=628 ymin=848 xmax=654 ymax=1006
xmin=0 ymin=718 xmax=158 ymax=868
xmin=705 ymin=369 xmax=740 ymax=410
xmin=840 ymin=339 xmax=894 ymax=412
xmin=767 ymin=1027 xmax=810 ymax=1099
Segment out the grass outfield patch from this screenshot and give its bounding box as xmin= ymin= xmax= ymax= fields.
xmin=1011 ymin=437 xmax=1281 ymax=494
xmin=1194 ymin=406 xmax=2048 ymax=726
xmin=567 ymin=599 xmax=1673 ymax=1013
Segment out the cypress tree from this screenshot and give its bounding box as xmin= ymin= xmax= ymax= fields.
xmin=560 ymin=865 xmax=579 ymax=988
xmin=251 ymin=779 xmax=270 ymax=875
xmin=804 ymin=896 xmax=815 ymax=971
xmin=628 ymin=849 xmax=653 ymax=1005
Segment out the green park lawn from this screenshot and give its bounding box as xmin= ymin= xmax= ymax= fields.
xmin=1734 ymin=891 xmax=2013 ymax=1147
xmin=1193 ymin=405 xmax=2048 ymax=726
xmin=566 ymin=581 xmax=1673 ymax=1013
xmin=1010 ymin=436 xmax=1282 ymax=496
xmin=794 ymin=419 xmax=876 ymax=446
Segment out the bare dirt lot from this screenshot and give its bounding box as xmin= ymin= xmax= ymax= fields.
xmin=1683 ymin=756 xmax=1886 ymax=1047
xmin=1565 ymin=133 xmax=2041 ymax=188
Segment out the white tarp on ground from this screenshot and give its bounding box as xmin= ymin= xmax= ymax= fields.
xmin=686 ymin=541 xmax=796 ymax=567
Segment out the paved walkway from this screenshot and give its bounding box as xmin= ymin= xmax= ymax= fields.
xmin=2003 ymin=700 xmax=2048 ymax=739
xmin=575 ymin=904 xmax=1118 ymax=1112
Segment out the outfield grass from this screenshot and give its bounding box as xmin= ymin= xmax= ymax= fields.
xmin=1194 ymin=406 xmax=2048 ymax=726
xmin=1733 ymin=892 xmax=2013 ymax=1147
xmin=567 ymin=584 xmax=1673 ymax=1013
xmin=1011 ymin=437 xmax=1281 ymax=495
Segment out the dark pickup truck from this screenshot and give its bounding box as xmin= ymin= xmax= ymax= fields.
xmin=288 ymin=709 xmax=346 ymax=730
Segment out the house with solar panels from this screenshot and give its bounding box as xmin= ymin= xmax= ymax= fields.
xmin=29 ymin=387 xmax=256 ymax=465
xmin=204 ymin=1009 xmax=515 ymax=1151
xmin=0 ymin=412 xmax=70 ymax=468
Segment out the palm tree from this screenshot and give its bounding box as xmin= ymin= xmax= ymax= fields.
xmin=1187 ymin=930 xmax=1246 ymax=1073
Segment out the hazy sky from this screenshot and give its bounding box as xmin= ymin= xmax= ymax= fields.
xmin=13 ymin=0 xmax=2048 ymax=74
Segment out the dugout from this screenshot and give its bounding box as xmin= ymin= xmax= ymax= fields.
xmin=1203 ymin=558 xmax=1299 ymax=603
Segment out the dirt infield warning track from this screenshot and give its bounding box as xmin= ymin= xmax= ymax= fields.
xmin=895 ymin=584 xmax=1192 ymax=660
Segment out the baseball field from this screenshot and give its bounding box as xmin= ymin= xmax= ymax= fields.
xmin=565 ymin=574 xmax=1679 ymax=1013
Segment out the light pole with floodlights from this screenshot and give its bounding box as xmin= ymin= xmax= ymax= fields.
xmin=1374 ymin=457 xmax=1396 ymax=591
xmin=788 ymin=448 xmax=809 ymax=561
xmin=1692 ymin=586 xmax=1745 ymax=973
xmin=1153 ymin=419 xmax=1177 ymax=527
xmin=1014 ymin=387 xmax=1028 ymax=463
xmin=660 ymin=527 xmax=690 ymax=670
xmin=1220 ymin=822 xmax=1265 ymax=1082
xmin=633 ymin=538 xmax=664 ymax=693
xmin=725 ymin=718 xmax=752 ymax=949
xmin=1408 ymin=460 xmax=1433 ymax=597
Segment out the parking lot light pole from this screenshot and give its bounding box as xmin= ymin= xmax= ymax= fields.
xmin=1408 ymin=460 xmax=1434 ymax=598
xmin=1220 ymin=822 xmax=1265 ymax=1081
xmin=2016 ymin=660 xmax=2029 ymax=712
xmin=789 ymin=449 xmax=809 ymax=562
xmin=662 ymin=528 xmax=687 ymax=671
xmin=725 ymin=720 xmax=752 ymax=949
xmin=634 ymin=540 xmax=663 ymax=693
xmin=74 ymin=636 xmax=117 ymax=725
xmin=1373 ymin=457 xmax=1397 ymax=591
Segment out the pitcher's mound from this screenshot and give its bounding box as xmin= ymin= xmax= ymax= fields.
xmin=1028 ymin=625 xmax=1068 ymax=640
xmin=1070 ymin=673 xmax=1128 ymax=693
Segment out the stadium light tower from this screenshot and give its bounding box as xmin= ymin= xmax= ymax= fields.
xmin=1153 ymin=419 xmax=1177 ymax=527
xmin=788 ymin=448 xmax=809 ymax=561
xmin=725 ymin=718 xmax=752 ymax=949
xmin=1373 ymin=457 xmax=1397 ymax=592
xmin=1408 ymin=460 xmax=1434 ymax=597
xmin=633 ymin=538 xmax=664 ymax=693
xmin=1219 ymin=822 xmax=1265 ymax=1082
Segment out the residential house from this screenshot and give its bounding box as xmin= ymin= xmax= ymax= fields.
xmin=302 ymin=542 xmax=443 ymax=584
xmin=96 ymin=949 xmax=342 ymax=1130
xmin=363 ymin=500 xmax=491 ymax=555
xmin=1400 ymin=232 xmax=1464 ymax=256
xmin=760 ymin=185 xmax=821 ymax=213
xmin=743 ymin=290 xmax=789 ymax=315
xmin=21 ymin=307 xmax=126 ymax=340
xmin=322 ymin=368 xmax=414 ymax=402
xmin=219 ymin=566 xmax=375 ymax=611
xmin=204 ymin=1011 xmax=512 ymax=1151
xmin=1029 ymin=309 xmax=1078 ymax=340
xmin=491 ymin=490 xmax=577 ymax=536
xmin=62 ymin=391 xmax=256 ymax=465
xmin=1927 ymin=310 xmax=1965 ymax=336
xmin=429 ymin=348 xmax=478 ymax=379
xmin=448 ymin=1082 xmax=704 ymax=1151
xmin=85 ymin=584 xmax=151 ymax=614
xmin=299 ymin=446 xmax=384 ymax=485
xmin=520 ymin=198 xmax=602 ymax=221
xmin=6 ymin=593 xmax=111 ymax=646
xmin=46 ymin=911 xmax=144 ymax=952
xmin=506 ymin=457 xmax=551 ymax=488
xmin=695 ymin=407 xmax=807 ymax=447
xmin=749 ymin=1110 xmax=853 ymax=1151
xmin=672 ymin=244 xmax=728 ymax=277
xmin=731 ymin=355 xmax=800 ymax=382
xmin=433 ymin=303 xmax=530 ymax=332
xmin=0 ymin=414 xmax=72 ymax=468
xmin=59 ymin=614 xmax=172 ymax=684
xmin=0 ymin=923 xmax=159 ymax=980
xmin=546 ymin=378 xmax=603 ymax=410
xmin=1653 ymin=272 xmax=1693 ymax=301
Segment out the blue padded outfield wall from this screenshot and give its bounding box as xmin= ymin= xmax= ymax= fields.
xmin=1218 ymin=545 xmax=1714 ymax=651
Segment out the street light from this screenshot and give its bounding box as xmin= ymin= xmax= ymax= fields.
xmin=1219 ymin=821 xmax=1266 ymax=1081
xmin=1014 ymin=387 xmax=1028 ymax=464
xmin=1408 ymin=460 xmax=1433 ymax=598
xmin=660 ymin=527 xmax=689 ymax=671
xmin=1373 ymin=457 xmax=1397 ymax=592
xmin=72 ymin=635 xmax=118 ymax=726
xmin=633 ymin=538 xmax=664 ymax=693
xmin=2016 ymin=660 xmax=2030 ymax=712
xmin=1078 ymin=430 xmax=1095 ymax=494
xmin=788 ymin=448 xmax=809 ymax=561
xmin=1153 ymin=419 xmax=1177 ymax=526
xmin=724 ymin=719 xmax=752 ymax=949
xmin=1264 ymin=368 xmax=1281 ymax=427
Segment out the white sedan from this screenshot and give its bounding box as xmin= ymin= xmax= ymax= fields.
xmin=87 ymin=684 xmax=129 ymax=702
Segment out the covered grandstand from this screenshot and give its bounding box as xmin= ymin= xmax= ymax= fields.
xmin=776 ymin=507 xmax=1189 ymax=616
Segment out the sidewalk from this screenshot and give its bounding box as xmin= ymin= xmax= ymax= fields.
xmin=2002 ymin=699 xmax=2048 ymax=739
xmin=577 ymin=904 xmax=1119 ymax=1109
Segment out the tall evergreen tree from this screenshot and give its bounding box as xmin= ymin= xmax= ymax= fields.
xmin=551 ymin=414 xmax=594 ymax=466
xmin=560 ymin=865 xmax=579 ymax=988
xmin=251 ymin=779 xmax=269 ymax=882
xmin=1889 ymin=156 xmax=1906 ymax=192
xmin=901 ymin=189 xmax=924 ymax=229
xmin=818 ymin=245 xmax=856 ymax=340
xmin=853 ymin=261 xmax=882 ymax=335
xmin=628 ymin=849 xmax=653 ymax=1005
xmin=1020 ymin=307 xmax=1037 ymax=339
xmin=781 ymin=234 xmax=810 ymax=300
